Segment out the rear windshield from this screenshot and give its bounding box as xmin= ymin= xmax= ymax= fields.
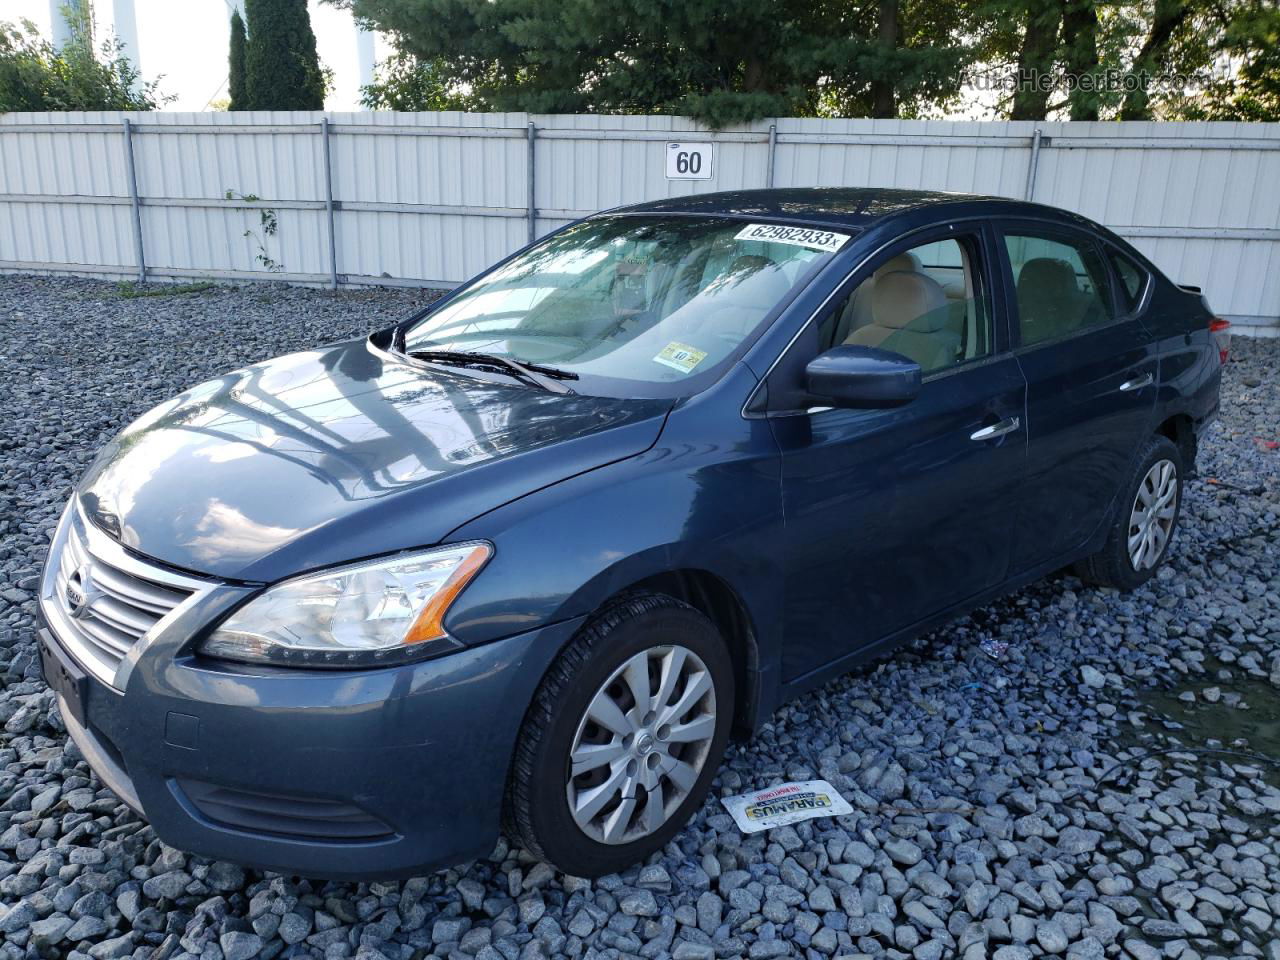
xmin=402 ymin=216 xmax=849 ymax=397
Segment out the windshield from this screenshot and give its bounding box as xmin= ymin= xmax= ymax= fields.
xmin=401 ymin=216 xmax=849 ymax=397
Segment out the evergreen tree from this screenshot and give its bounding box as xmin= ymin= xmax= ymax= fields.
xmin=243 ymin=0 xmax=324 ymax=110
xmin=334 ymin=0 xmax=971 ymax=125
xmin=332 ymin=0 xmax=1277 ymax=122
xmin=228 ymin=9 xmax=247 ymax=110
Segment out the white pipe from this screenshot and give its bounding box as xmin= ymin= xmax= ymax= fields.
xmin=112 ymin=0 xmax=143 ymax=78
xmin=49 ymin=0 xmax=75 ymax=47
xmin=356 ymin=25 xmax=376 ymax=90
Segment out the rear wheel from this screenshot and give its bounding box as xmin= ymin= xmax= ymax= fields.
xmin=1075 ymin=434 xmax=1183 ymax=590
xmin=505 ymin=594 xmax=733 ymax=877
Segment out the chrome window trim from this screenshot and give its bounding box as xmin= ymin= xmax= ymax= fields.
xmin=39 ymin=501 xmax=218 ymax=691
xmin=1010 ymin=312 xmax=1136 ymax=358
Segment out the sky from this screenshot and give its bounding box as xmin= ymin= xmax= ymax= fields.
xmin=8 ymin=0 xmax=391 ymax=111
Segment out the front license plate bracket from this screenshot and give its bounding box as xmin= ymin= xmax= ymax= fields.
xmin=40 ymin=631 xmax=88 ymax=726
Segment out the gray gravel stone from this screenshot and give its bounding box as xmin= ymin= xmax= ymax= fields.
xmin=0 ymin=279 xmax=1277 ymax=960
xmin=29 ymin=914 xmax=73 ymax=947
xmin=219 ymin=931 xmax=263 ymax=960
xmin=696 ymin=891 xmax=722 ymax=932
xmin=619 ymin=889 xmax=659 ymax=916
xmin=1036 ymin=920 xmax=1068 ymax=954
xmin=141 ymin=870 xmax=191 ymax=901
xmin=279 ymin=911 xmax=312 ymax=944
xmin=1057 ymin=827 xmax=1102 ymax=854
xmin=883 ymin=838 xmax=923 ymax=865
xmin=87 ymin=934 xmax=134 ymax=959
xmin=0 ymin=901 xmax=36 ymax=933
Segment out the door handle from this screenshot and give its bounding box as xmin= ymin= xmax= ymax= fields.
xmin=970 ymin=416 xmax=1021 ymax=441
xmin=1118 ymin=373 xmax=1154 ymax=392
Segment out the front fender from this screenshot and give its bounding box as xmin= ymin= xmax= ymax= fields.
xmin=441 ymin=378 xmax=785 ymax=687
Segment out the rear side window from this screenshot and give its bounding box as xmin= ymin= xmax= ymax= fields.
xmin=1109 ymin=250 xmax=1148 ymax=311
xmin=1004 ymin=232 xmax=1116 ymax=346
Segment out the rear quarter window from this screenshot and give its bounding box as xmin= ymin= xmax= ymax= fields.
xmin=1109 ymin=250 xmax=1149 ymax=312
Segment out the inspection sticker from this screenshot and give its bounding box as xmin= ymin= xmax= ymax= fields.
xmin=734 ymin=223 xmax=849 ymax=253
xmin=721 ymin=780 xmax=853 ymax=834
xmin=654 ymin=341 xmax=707 ymax=374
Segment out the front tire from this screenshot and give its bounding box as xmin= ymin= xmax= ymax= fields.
xmin=505 ymin=594 xmax=734 ymax=877
xmin=1075 ymin=434 xmax=1183 ymax=590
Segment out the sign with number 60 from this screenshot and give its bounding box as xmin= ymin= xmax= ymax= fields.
xmin=665 ymin=142 xmax=714 ymax=180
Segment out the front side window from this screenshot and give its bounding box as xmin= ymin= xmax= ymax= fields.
xmin=403 ymin=216 xmax=848 ymax=396
xmin=1005 ymin=232 xmax=1116 ymax=346
xmin=819 ymin=235 xmax=992 ymax=375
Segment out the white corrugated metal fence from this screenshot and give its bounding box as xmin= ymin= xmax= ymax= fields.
xmin=1 ymin=111 xmax=1277 ymax=333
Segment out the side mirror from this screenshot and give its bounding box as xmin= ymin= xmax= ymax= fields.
xmin=805 ymin=345 xmax=922 ymax=408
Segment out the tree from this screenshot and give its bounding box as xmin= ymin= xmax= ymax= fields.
xmin=360 ymin=49 xmax=469 ymax=110
xmin=971 ymin=0 xmax=1273 ymax=122
xmin=871 ymin=0 xmax=900 ymax=119
xmin=243 ymin=0 xmax=324 ymax=110
xmin=228 ymin=9 xmax=248 ymax=110
xmin=993 ymin=0 xmax=1062 ymax=121
xmin=1175 ymin=0 xmax=1280 ymax=120
xmin=1060 ymin=0 xmax=1102 ymax=120
xmin=1119 ymin=0 xmax=1195 ymax=119
xmin=331 ymin=0 xmax=972 ymax=125
xmin=0 ymin=16 xmax=167 ymax=111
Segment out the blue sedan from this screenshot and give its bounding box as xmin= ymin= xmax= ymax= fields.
xmin=39 ymin=188 xmax=1225 ymax=878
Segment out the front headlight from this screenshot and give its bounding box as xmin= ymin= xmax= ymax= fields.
xmin=200 ymin=542 xmax=491 ymax=667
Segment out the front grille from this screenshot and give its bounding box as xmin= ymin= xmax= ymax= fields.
xmin=45 ymin=506 xmax=205 ymax=688
xmin=177 ymin=779 xmax=394 ymax=841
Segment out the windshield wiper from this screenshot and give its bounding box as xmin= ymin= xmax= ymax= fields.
xmin=406 ymin=349 xmax=578 ymax=395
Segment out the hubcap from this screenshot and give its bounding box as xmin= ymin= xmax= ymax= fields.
xmin=566 ymin=645 xmax=716 ymax=845
xmin=1128 ymin=458 xmax=1178 ymax=571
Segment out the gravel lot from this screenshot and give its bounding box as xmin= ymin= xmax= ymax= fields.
xmin=0 ymin=274 xmax=1277 ymax=960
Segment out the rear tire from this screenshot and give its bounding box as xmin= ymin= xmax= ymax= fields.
xmin=1075 ymin=434 xmax=1183 ymax=591
xmin=505 ymin=593 xmax=733 ymax=877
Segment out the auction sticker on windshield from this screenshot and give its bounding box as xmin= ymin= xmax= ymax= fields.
xmin=735 ymin=223 xmax=849 ymax=253
xmin=721 ymin=780 xmax=853 ymax=834
xmin=654 ymin=341 xmax=707 ymax=374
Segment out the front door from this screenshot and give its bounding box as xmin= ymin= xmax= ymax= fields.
xmin=998 ymin=224 xmax=1158 ymax=573
xmin=767 ymin=225 xmax=1028 ymax=684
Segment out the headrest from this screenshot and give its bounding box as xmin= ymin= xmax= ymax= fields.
xmin=872 ymin=270 xmax=949 ymax=332
xmin=874 ymin=251 xmax=922 ymax=279
xmin=1017 ymin=258 xmax=1077 ymax=299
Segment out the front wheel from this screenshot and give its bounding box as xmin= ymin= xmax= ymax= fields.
xmin=1075 ymin=434 xmax=1183 ymax=590
xmin=505 ymin=594 xmax=733 ymax=877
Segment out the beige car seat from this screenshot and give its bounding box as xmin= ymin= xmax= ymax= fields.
xmin=1016 ymin=257 xmax=1085 ymax=341
xmin=846 ymin=270 xmax=958 ymax=371
xmin=833 ymin=252 xmax=923 ymax=344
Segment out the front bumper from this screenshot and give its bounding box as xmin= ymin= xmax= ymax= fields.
xmin=39 ymin=613 xmax=583 ymax=879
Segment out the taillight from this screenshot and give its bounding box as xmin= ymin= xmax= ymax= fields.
xmin=1209 ymin=317 xmax=1231 ymax=365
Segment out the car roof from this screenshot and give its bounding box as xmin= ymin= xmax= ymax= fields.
xmin=605 ymin=187 xmax=1090 ymax=234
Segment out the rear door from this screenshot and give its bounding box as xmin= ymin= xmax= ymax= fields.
xmin=767 ymin=224 xmax=1028 ymax=684
xmin=998 ymin=222 xmax=1158 ymax=574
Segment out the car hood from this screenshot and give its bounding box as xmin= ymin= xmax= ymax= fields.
xmin=77 ymin=338 xmax=671 ymax=582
